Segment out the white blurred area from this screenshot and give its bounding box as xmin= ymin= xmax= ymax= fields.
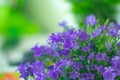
xmin=26 ymin=0 xmax=78 ymax=32
xmin=0 ymin=0 xmax=77 ymax=72
xmin=0 ymin=0 xmax=7 ymax=6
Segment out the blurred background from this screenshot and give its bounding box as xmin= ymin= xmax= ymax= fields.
xmin=0 ymin=0 xmax=120 ymax=79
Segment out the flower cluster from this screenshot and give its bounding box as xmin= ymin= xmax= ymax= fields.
xmin=18 ymin=14 xmax=120 ymax=80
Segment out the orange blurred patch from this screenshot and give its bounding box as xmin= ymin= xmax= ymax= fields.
xmin=0 ymin=73 xmax=19 ymax=80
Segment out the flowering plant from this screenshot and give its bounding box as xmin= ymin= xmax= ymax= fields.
xmin=18 ymin=14 xmax=120 ymax=80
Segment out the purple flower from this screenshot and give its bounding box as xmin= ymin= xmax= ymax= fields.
xmin=70 ymin=70 xmax=79 ymax=80
xmin=72 ymin=42 xmax=79 ymax=50
xmin=85 ymin=14 xmax=97 ymax=26
xmin=96 ymin=52 xmax=107 ymax=61
xmin=32 ymin=45 xmax=55 ymax=57
xmin=78 ymin=30 xmax=90 ymax=41
xmin=77 ymin=30 xmax=82 ymax=36
xmin=97 ymin=66 xmax=105 ymax=75
xmin=112 ymin=56 xmax=120 ymax=75
xmin=73 ymin=62 xmax=83 ymax=71
xmin=31 ymin=45 xmax=42 ymax=57
xmin=49 ymin=33 xmax=63 ymax=43
xmin=62 ymin=31 xmax=79 ymax=50
xmin=81 ymin=46 xmax=90 ymax=52
xmin=90 ymin=64 xmax=98 ymax=70
xmin=31 ymin=61 xmax=45 ymax=79
xmin=79 ymin=55 xmax=85 ymax=60
xmin=88 ymin=52 xmax=95 ymax=60
xmin=90 ymin=27 xmax=103 ymax=38
xmin=84 ymin=73 xmax=94 ymax=80
xmin=60 ymin=59 xmax=73 ymax=67
xmin=63 ymin=30 xmax=77 ymax=40
xmin=50 ymin=30 xmax=78 ymax=51
xmin=103 ymin=67 xmax=117 ymax=80
xmin=48 ymin=70 xmax=59 ymax=80
xmin=62 ymin=49 xmax=70 ymax=55
xmin=79 ymin=74 xmax=85 ymax=80
xmin=63 ymin=39 xmax=73 ymax=50
xmin=31 ymin=45 xmax=49 ymax=57
xmin=63 ymin=41 xmax=79 ymax=51
xmin=114 ymin=23 xmax=120 ymax=30
xmin=35 ymin=77 xmax=45 ymax=80
xmin=18 ymin=63 xmax=32 ymax=79
xmin=109 ymin=28 xmax=118 ymax=36
xmin=59 ymin=21 xmax=67 ymax=27
xmin=48 ymin=60 xmax=65 ymax=80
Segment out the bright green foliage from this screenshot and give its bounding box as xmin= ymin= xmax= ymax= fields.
xmin=0 ymin=0 xmax=42 ymax=51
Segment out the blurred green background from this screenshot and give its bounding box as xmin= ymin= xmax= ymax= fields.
xmin=0 ymin=0 xmax=120 ymax=79
xmin=67 ymin=0 xmax=120 ymax=26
